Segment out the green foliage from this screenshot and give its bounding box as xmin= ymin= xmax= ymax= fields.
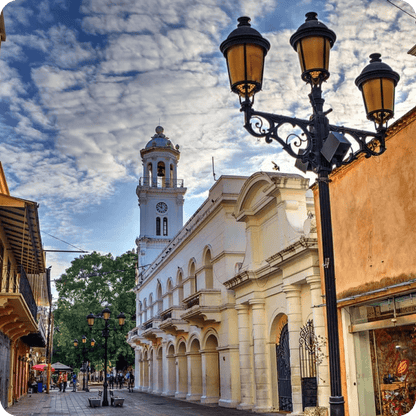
xmin=52 ymin=251 xmax=137 ymax=371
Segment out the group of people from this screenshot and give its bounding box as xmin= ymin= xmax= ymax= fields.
xmin=108 ymin=371 xmax=134 ymax=391
xmin=57 ymin=372 xmax=68 ymax=392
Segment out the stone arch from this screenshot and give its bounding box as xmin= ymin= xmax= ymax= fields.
xmin=234 ymin=172 xmax=276 ymax=217
xmin=201 ymin=330 xmax=220 ymax=404
xmin=176 ymin=340 xmax=188 ymax=399
xmin=187 ymin=337 xmax=203 ymax=401
xmin=270 ymin=313 xmax=290 ymax=411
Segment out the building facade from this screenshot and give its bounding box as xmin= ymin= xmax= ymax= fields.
xmin=0 ymin=163 xmax=50 ymax=408
xmin=128 ymin=128 xmax=330 ymax=414
xmin=312 ymin=106 xmax=416 ymax=416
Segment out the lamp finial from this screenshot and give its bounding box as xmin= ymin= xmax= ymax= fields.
xmin=237 ymin=16 xmax=251 ymax=27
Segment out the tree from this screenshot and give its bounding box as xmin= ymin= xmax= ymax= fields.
xmin=52 ymin=250 xmax=137 ymax=372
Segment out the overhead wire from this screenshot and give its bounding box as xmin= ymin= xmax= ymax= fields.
xmin=386 ymin=0 xmax=416 ymax=21
xmin=41 ymin=230 xmax=87 ymax=252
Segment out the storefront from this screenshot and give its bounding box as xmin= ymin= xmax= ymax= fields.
xmin=342 ymin=290 xmax=416 ymax=416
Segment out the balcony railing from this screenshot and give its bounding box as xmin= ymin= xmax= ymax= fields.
xmin=18 ymin=266 xmax=37 ymax=321
xmin=138 ymin=177 xmax=184 ymax=188
xmin=143 ymin=321 xmax=153 ymax=330
xmin=162 ymin=311 xmax=172 ymax=321
xmin=185 ymin=296 xmax=200 ymax=309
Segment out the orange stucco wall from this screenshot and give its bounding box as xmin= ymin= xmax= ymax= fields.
xmin=313 ymin=107 xmax=416 ymax=296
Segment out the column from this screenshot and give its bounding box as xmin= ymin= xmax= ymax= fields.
xmin=151 ymin=159 xmax=157 ymax=187
xmin=175 ymin=350 xmax=187 ymax=398
xmin=249 ymin=299 xmax=272 ymax=412
xmin=282 ymin=284 xmax=303 ymax=415
xmin=306 ymin=275 xmax=330 ymax=408
xmin=236 ymin=304 xmax=253 ymax=410
xmin=165 ymin=159 xmax=171 ymax=187
xmin=156 ymin=347 xmax=163 ymax=394
xmin=186 ymin=350 xmax=202 ymax=401
xmin=165 ymin=346 xmax=176 ymax=396
xmin=201 ymin=350 xmax=220 ymax=404
xmin=134 ymin=346 xmax=140 ymax=391
xmin=8 ymin=341 xmax=15 ymax=406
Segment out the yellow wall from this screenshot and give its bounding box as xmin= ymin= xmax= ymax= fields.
xmin=313 ymin=106 xmax=416 ymax=297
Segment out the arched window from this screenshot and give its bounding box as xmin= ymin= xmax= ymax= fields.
xmin=149 ymin=294 xmax=153 ymax=318
xmin=156 ymin=281 xmax=163 ymax=315
xmin=157 ymin=161 xmax=165 ymax=187
xmin=147 ymin=162 xmax=153 ymax=186
xmin=167 ymin=278 xmax=173 ymax=308
xmin=204 ymin=249 xmax=213 ymax=289
xmin=163 ymin=218 xmax=168 ymax=236
xmin=143 ymin=299 xmax=148 ymax=322
xmin=177 ymin=271 xmax=184 ymax=303
xmin=189 ymin=261 xmax=197 ymax=294
xmin=156 ymin=217 xmax=161 ymax=236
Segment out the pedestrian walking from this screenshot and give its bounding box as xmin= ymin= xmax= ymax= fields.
xmin=109 ymin=374 xmax=114 ymax=389
xmin=128 ymin=372 xmax=134 ymax=393
xmin=62 ymin=372 xmax=68 ymax=392
xmin=72 ymin=373 xmax=77 ymax=392
xmin=58 ymin=372 xmax=63 ymax=392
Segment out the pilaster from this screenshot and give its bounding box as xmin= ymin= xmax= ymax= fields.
xmin=236 ymin=304 xmax=253 ymax=410
xmin=282 ymin=284 xmax=303 ymax=415
xmin=306 ymin=275 xmax=330 ymax=408
xmin=249 ymin=299 xmax=272 ymax=412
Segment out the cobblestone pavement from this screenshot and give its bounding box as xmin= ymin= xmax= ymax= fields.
xmin=6 ymin=387 xmax=284 ymax=416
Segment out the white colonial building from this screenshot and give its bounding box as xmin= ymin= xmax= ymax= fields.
xmin=128 ymin=127 xmax=330 ymax=414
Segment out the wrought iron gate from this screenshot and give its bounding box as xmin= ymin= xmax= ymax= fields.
xmin=276 ymin=323 xmax=293 ymax=412
xmin=299 ymin=320 xmax=318 ymax=410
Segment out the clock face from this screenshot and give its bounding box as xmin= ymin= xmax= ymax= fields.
xmin=156 ymin=202 xmax=168 ymax=214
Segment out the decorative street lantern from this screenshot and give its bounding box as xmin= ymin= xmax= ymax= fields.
xmin=220 ymin=12 xmax=399 ymax=416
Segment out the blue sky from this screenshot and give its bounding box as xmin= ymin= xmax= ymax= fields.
xmin=0 ymin=0 xmax=415 ymax=298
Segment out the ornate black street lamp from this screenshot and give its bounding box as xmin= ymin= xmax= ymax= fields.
xmin=73 ymin=336 xmax=95 ymax=392
xmin=86 ymin=308 xmax=125 ymax=406
xmin=220 ymin=12 xmax=399 ymax=416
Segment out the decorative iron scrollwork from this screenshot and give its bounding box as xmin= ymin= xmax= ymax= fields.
xmin=241 ymin=96 xmax=387 ymax=173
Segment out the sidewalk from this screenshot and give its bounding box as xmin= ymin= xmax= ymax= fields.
xmin=6 ymin=388 xmax=284 ymax=416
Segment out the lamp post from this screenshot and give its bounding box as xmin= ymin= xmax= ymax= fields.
xmin=86 ymin=308 xmax=125 ymax=406
xmin=220 ymin=12 xmax=399 ymax=416
xmin=74 ymin=336 xmax=95 ymax=392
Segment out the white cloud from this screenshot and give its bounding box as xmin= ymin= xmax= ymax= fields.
xmin=1 ymin=0 xmax=416 ymax=278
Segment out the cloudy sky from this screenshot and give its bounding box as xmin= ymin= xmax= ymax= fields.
xmin=0 ymin=0 xmax=415 ymax=296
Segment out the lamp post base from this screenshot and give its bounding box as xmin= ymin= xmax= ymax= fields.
xmin=102 ymin=381 xmax=109 ymax=406
xmin=329 ymin=396 xmax=345 ymax=416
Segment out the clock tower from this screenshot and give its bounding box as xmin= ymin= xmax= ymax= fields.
xmin=136 ymin=126 xmax=187 ymax=278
